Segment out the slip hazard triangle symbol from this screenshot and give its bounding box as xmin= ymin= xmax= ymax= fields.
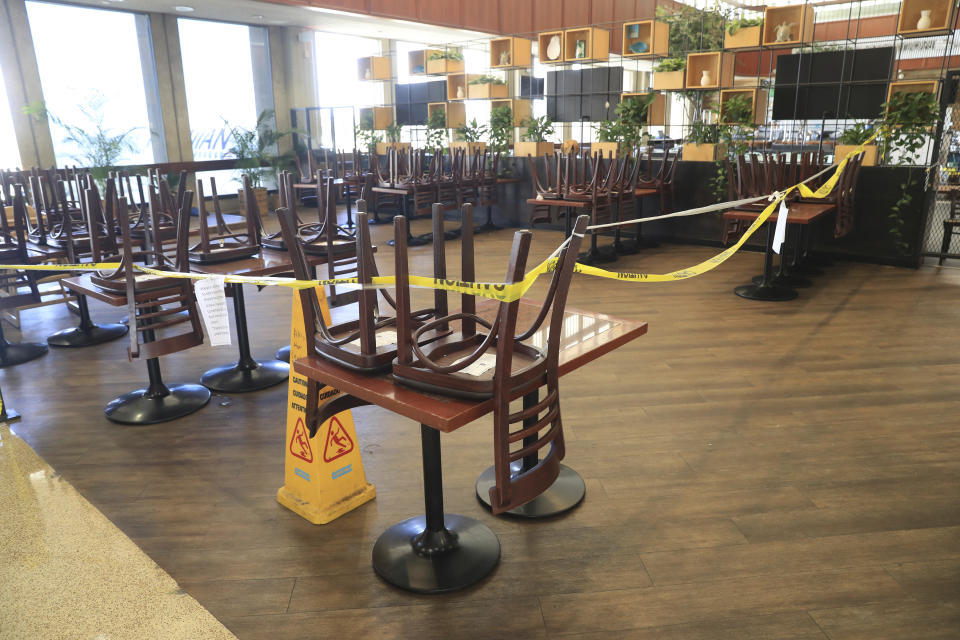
xmin=323 ymin=416 xmax=354 ymax=463
xmin=289 ymin=418 xmax=314 ymax=463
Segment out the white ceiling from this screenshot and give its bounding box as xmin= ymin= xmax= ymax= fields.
xmin=49 ymin=0 xmax=494 ymax=46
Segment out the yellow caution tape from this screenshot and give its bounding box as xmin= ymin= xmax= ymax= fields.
xmin=0 ymin=133 xmax=878 ymax=302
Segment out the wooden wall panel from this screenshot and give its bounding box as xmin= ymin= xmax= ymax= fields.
xmin=417 ymin=0 xmax=462 ymax=27
xmin=613 ymin=0 xmax=636 ymax=21
xmin=501 ymin=0 xmax=534 ymax=36
xmin=592 ymin=0 xmax=615 ymax=27
xmin=368 ymin=0 xmax=415 ymax=19
xmin=305 ymin=0 xmax=370 ymax=12
xmin=533 ymin=0 xmax=563 ymax=31
xmin=462 ymin=0 xmax=500 ymax=34
xmin=563 ymin=0 xmax=591 ymax=27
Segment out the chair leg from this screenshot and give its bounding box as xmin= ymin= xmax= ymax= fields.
xmin=939 ymin=222 xmax=953 ymax=266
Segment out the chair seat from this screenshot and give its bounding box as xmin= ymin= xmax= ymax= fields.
xmin=393 ymin=331 xmax=546 ymax=400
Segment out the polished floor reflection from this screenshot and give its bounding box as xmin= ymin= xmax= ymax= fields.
xmin=0 ymin=421 xmax=236 ymax=640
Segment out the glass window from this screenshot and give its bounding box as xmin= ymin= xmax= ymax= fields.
xmin=314 ymin=32 xmax=383 ymax=152
xmin=0 ymin=65 xmax=21 ymax=169
xmin=26 ymin=1 xmax=154 ymax=166
xmin=179 ymin=18 xmax=265 ymax=189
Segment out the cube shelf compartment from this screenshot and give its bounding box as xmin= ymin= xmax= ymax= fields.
xmin=359 ymin=106 xmax=393 ymax=130
xmin=653 ymin=69 xmax=685 ymax=90
xmin=762 ymin=5 xmax=814 ymax=47
xmin=538 ymin=31 xmax=565 ymax=64
xmin=467 ymin=79 xmax=508 ymax=100
xmin=719 ymin=88 xmax=768 ymax=125
xmin=426 ymin=49 xmax=464 ymax=75
xmin=446 ymin=74 xmax=469 ymax=101
xmin=358 ymin=56 xmax=391 ymax=81
xmin=490 ymin=37 xmax=532 ymax=68
xmin=620 ymin=92 xmax=667 ymax=126
xmin=685 ymin=52 xmax=735 ymax=90
xmin=621 ymin=21 xmax=669 ymax=58
xmin=886 ymin=80 xmax=939 ymax=110
xmin=408 ymin=50 xmax=427 ymax=76
xmin=427 ymin=102 xmax=466 ymax=130
xmin=724 ymin=22 xmax=763 ymax=49
xmin=563 ymin=27 xmax=609 ymax=62
xmin=491 ymin=99 xmax=532 ymax=127
xmin=897 ymin=0 xmax=957 ymax=36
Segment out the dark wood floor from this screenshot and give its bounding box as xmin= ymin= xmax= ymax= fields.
xmin=4 ymin=215 xmax=960 ymax=639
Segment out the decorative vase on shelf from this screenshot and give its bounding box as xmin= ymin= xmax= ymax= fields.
xmin=456 ymin=86 xmax=464 ymax=99
xmin=546 ymin=35 xmax=561 ymax=61
xmin=700 ymin=70 xmax=713 ymax=87
xmin=775 ymin=22 xmax=796 ymax=42
xmin=364 ymin=68 xmax=372 ymax=80
xmin=917 ymin=9 xmax=932 ymax=30
xmin=500 ymin=50 xmax=510 ymax=66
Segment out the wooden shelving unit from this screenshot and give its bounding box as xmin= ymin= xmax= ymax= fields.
xmin=491 ymin=99 xmax=532 ymax=126
xmin=620 ymin=92 xmax=667 ymax=126
xmin=357 ymin=56 xmax=391 ymax=81
xmin=426 ymin=49 xmax=464 ymax=75
xmin=563 ymin=27 xmax=609 ymax=62
xmin=490 ymin=37 xmax=532 ymax=68
xmin=359 ymin=106 xmax=393 ymax=130
xmin=897 ymin=0 xmax=957 ymax=37
xmin=538 ymin=31 xmax=565 ymax=64
xmin=685 ymin=52 xmax=735 ymax=90
xmin=719 ymin=88 xmax=767 ymax=125
xmin=621 ymin=21 xmax=669 ymax=58
xmin=762 ymin=5 xmax=815 ymax=47
xmin=446 ymin=73 xmax=469 ymax=101
xmin=427 ymin=102 xmax=466 ymax=129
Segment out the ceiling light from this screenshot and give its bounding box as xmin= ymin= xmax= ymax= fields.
xmin=305 ymin=7 xmax=369 ymax=18
xmin=174 ymin=5 xmax=194 ymax=12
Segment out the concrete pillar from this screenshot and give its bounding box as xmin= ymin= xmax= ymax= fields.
xmin=146 ymin=12 xmax=193 ymax=164
xmin=0 ymin=0 xmax=55 ymax=168
xmin=269 ymin=26 xmax=319 ymax=158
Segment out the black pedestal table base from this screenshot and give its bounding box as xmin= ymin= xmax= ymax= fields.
xmin=105 ymin=381 xmax=211 ymax=425
xmin=734 ymin=283 xmax=799 ymax=301
xmin=0 ymin=322 xmax=47 ymax=367
xmin=48 ymin=294 xmax=127 ymax=347
xmin=372 ymin=424 xmax=499 ymax=593
xmin=202 ymin=284 xmax=289 ymax=393
xmin=276 ymin=345 xmax=291 ymax=362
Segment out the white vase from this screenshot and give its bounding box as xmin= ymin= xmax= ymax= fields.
xmin=456 ymin=86 xmax=464 ymax=99
xmin=917 ymin=9 xmax=932 ymax=30
xmin=700 ymin=70 xmax=713 ymax=87
xmin=364 ymin=68 xmax=371 ymax=80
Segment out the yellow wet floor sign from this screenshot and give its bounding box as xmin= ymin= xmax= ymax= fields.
xmin=276 ymin=287 xmax=376 ymax=524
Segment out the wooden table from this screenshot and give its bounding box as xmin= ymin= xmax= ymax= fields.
xmin=62 ymin=274 xmax=211 ymax=424
xmin=372 ymin=185 xmax=431 ymax=247
xmin=191 ymin=249 xmax=325 ymax=393
xmin=723 ymin=201 xmax=837 ymax=301
xmin=294 ymin=300 xmax=647 ymax=593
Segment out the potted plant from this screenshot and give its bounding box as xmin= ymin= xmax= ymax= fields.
xmin=617 ymin=93 xmax=657 ymax=150
xmin=653 ymin=57 xmax=686 ymax=90
xmin=376 ymin=122 xmax=410 ymax=155
xmin=451 ymin=118 xmax=487 ymax=154
xmin=24 ymin=94 xmax=139 ymax=190
xmin=835 ymin=121 xmax=878 ymax=166
xmin=724 ymin=16 xmax=764 ymax=48
xmin=514 ymin=116 xmax=554 ymax=157
xmin=227 ymin=109 xmax=298 ymax=215
xmin=425 ymin=108 xmax=447 ymax=151
xmin=881 ymin=89 xmax=938 ymax=164
xmin=426 ymin=49 xmax=464 ymax=75
xmin=355 ymin=110 xmax=382 ymax=155
xmin=594 ymin=120 xmax=625 ymax=157
xmin=468 ymin=74 xmax=508 ymax=99
xmin=683 ymin=121 xmax=726 ymax=161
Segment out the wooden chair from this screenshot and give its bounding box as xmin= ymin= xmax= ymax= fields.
xmin=940 ymin=189 xmax=960 ymax=265
xmin=102 ymin=195 xmax=210 ymax=424
xmin=275 ymin=201 xmax=438 ymax=375
xmin=0 ymin=185 xmax=49 ymax=366
xmin=394 ymin=213 xmax=589 ymax=514
xmin=188 ymin=176 xmax=262 ymax=263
